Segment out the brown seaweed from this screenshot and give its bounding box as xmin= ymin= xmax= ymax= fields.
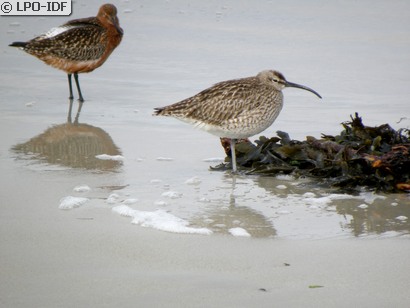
xmin=215 ymin=113 xmax=410 ymax=193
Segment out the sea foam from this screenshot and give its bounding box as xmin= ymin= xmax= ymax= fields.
xmin=112 ymin=205 xmax=212 ymax=235
xmin=59 ymin=196 xmax=89 ymax=210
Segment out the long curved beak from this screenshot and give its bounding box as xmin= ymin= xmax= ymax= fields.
xmin=286 ymin=81 xmax=322 ymax=99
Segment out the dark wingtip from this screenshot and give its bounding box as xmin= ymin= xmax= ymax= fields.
xmin=9 ymin=41 xmax=27 ymax=48
xmin=153 ymin=107 xmax=163 ymax=116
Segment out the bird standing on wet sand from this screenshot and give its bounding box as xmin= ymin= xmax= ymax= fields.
xmin=154 ymin=70 xmax=322 ymax=173
xmin=9 ymin=3 xmax=123 ymax=102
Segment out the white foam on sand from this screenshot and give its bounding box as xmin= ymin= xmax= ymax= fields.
xmin=112 ymin=205 xmax=212 ymax=235
xmin=185 ymin=176 xmax=201 ymax=185
xmin=106 ymin=193 xmax=120 ymax=204
xmin=122 ymin=198 xmax=138 ymax=205
xmin=59 ymin=196 xmax=89 ymax=210
xmin=275 ymin=174 xmax=295 ymax=181
xmin=359 ymin=192 xmax=387 ymax=204
xmin=156 ymin=157 xmax=174 ymax=161
xmin=154 ymin=200 xmax=167 ymax=206
xmin=302 ymin=192 xmax=381 ymax=207
xmin=95 ymin=154 xmax=125 ymax=161
xmin=73 ymin=185 xmax=91 ymax=192
xmin=229 ymin=227 xmax=251 ymax=237
xmin=161 ymin=191 xmax=183 ymax=199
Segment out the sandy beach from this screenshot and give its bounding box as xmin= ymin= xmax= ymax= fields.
xmin=1 ymin=1 xmax=410 ymax=307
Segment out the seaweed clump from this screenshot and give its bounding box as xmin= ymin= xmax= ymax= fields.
xmin=215 ymin=113 xmax=410 ymax=193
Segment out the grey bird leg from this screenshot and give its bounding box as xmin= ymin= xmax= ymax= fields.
xmin=67 ymin=74 xmax=74 ymax=100
xmin=74 ymin=73 xmax=85 ymax=102
xmin=230 ymin=138 xmax=238 ymax=173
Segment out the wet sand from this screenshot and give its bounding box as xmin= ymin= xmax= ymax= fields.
xmin=1 ymin=1 xmax=410 ymax=307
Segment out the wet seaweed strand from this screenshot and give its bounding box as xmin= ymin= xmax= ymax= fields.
xmin=214 ymin=113 xmax=410 ymax=193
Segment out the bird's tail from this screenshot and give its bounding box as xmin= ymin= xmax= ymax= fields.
xmin=9 ymin=41 xmax=28 ymax=48
xmin=153 ymin=107 xmax=165 ymax=116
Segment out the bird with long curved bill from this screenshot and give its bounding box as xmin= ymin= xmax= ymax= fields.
xmin=154 ymin=70 xmax=322 ymax=173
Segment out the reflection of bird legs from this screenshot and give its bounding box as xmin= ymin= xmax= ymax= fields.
xmin=67 ymin=98 xmax=84 ymax=124
xmin=67 ymin=99 xmax=74 ymax=123
xmin=74 ymin=101 xmax=84 ymax=124
xmin=229 ymin=174 xmax=237 ymax=207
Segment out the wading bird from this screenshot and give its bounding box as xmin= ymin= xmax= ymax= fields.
xmin=9 ymin=3 xmax=123 ymax=102
xmin=154 ymin=70 xmax=321 ymax=172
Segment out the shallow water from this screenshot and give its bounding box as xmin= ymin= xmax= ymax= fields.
xmin=1 ymin=0 xmax=409 ymax=239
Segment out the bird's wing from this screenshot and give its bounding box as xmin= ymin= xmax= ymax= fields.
xmin=172 ymin=78 xmax=272 ymax=126
xmin=27 ymin=20 xmax=106 ymax=61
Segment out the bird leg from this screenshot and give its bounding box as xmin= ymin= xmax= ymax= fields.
xmin=230 ymin=138 xmax=238 ymax=173
xmin=67 ymin=74 xmax=74 ymax=100
xmin=74 ymin=73 xmax=85 ymax=102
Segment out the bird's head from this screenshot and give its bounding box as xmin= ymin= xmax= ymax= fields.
xmin=98 ymin=4 xmax=123 ymax=34
xmin=257 ymin=70 xmax=322 ymax=99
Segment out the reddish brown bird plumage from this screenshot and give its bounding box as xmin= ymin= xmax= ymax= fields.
xmin=9 ymin=3 xmax=123 ymax=102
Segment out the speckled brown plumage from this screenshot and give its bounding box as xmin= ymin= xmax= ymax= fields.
xmin=155 ymin=75 xmax=283 ymax=138
xmin=9 ymin=3 xmax=123 ymax=102
xmin=154 ymin=70 xmax=321 ymax=172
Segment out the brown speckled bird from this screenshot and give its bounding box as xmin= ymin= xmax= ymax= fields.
xmin=9 ymin=3 xmax=123 ymax=102
xmin=154 ymin=70 xmax=322 ymax=172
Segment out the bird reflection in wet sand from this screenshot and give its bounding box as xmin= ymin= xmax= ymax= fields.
xmin=67 ymin=98 xmax=84 ymax=124
xmin=196 ymin=205 xmax=277 ymax=237
xmin=12 ymin=121 xmax=122 ymax=171
xmin=255 ymin=176 xmax=410 ymax=237
xmin=336 ymin=199 xmax=410 ymax=237
xmin=154 ymin=70 xmax=321 ymax=173
xmin=191 ymin=176 xmax=276 ymax=237
xmin=9 ymin=4 xmax=123 ymax=102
